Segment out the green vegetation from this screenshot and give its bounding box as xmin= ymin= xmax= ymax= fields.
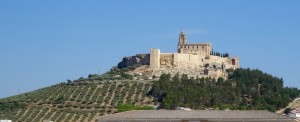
xmin=0 ymin=81 xmax=153 ymax=121
xmin=71 ymin=66 xmax=142 ymax=83
xmin=117 ymin=103 xmax=154 ymax=112
xmin=210 ymin=50 xmax=229 ymax=57
xmin=0 ymin=101 xmax=25 ymax=111
xmin=150 ymin=68 xmax=300 ymax=111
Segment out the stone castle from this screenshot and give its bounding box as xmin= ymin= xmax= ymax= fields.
xmin=118 ymin=32 xmax=239 ymax=79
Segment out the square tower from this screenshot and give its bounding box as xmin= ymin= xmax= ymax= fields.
xmin=150 ymin=48 xmax=160 ymax=69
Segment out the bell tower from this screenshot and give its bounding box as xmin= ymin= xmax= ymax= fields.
xmin=178 ymin=31 xmax=187 ymax=53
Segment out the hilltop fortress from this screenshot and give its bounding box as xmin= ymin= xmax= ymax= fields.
xmin=118 ymin=32 xmax=239 ymax=79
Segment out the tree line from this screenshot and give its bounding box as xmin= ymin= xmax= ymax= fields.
xmin=150 ymin=68 xmax=300 ymax=111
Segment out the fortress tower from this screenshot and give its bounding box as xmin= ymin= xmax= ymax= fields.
xmin=150 ymin=48 xmax=160 ymax=69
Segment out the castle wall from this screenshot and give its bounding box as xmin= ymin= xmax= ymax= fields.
xmin=160 ymin=53 xmax=173 ymax=58
xmin=173 ymin=54 xmax=206 ymax=68
xmin=160 ymin=53 xmax=173 ymax=68
xmin=202 ymin=55 xmax=239 ymax=70
xmin=150 ymin=51 xmax=239 ymax=70
xmin=149 ymin=50 xmax=239 ymax=79
xmin=173 ymin=53 xmax=190 ymax=68
xmin=189 ymin=54 xmax=204 ymax=68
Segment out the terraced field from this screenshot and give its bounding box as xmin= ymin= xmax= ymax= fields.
xmin=0 ymin=81 xmax=154 ymax=122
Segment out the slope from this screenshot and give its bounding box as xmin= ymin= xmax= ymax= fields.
xmin=277 ymin=98 xmax=300 ymax=114
xmin=1 ymin=67 xmax=300 ymax=122
xmin=0 ymin=80 xmax=154 ymax=122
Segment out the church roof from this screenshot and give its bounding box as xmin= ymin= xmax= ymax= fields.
xmin=184 ymin=43 xmax=211 ymax=46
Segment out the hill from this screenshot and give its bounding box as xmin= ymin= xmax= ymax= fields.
xmin=0 ymin=68 xmax=299 ymax=121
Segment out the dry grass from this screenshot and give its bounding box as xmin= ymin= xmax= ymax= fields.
xmin=276 ymin=98 xmax=300 ymax=114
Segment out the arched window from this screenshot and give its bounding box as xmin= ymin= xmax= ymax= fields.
xmin=232 ymin=59 xmax=236 ymax=65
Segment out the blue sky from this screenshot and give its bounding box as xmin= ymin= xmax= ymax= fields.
xmin=0 ymin=0 xmax=300 ymax=98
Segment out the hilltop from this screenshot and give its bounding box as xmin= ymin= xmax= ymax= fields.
xmin=0 ymin=70 xmax=155 ymax=122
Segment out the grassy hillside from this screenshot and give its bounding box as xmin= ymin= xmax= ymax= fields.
xmin=0 ymin=81 xmax=154 ymax=122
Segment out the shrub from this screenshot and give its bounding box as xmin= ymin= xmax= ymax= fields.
xmin=117 ymin=103 xmax=154 ymax=112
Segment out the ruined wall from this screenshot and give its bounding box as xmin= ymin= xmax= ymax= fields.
xmin=122 ymin=46 xmax=239 ymax=79
xmin=154 ymin=53 xmax=239 ymax=70
xmin=160 ymin=53 xmax=173 ymax=68
xmin=149 ymin=51 xmax=239 ymax=79
xmin=117 ymin=54 xmax=150 ymax=68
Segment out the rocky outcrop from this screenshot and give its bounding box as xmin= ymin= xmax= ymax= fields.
xmin=117 ymin=54 xmax=150 ymax=68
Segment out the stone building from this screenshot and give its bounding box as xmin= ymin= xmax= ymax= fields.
xmin=177 ymin=32 xmax=212 ymax=56
xmin=149 ymin=32 xmax=239 ymax=79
